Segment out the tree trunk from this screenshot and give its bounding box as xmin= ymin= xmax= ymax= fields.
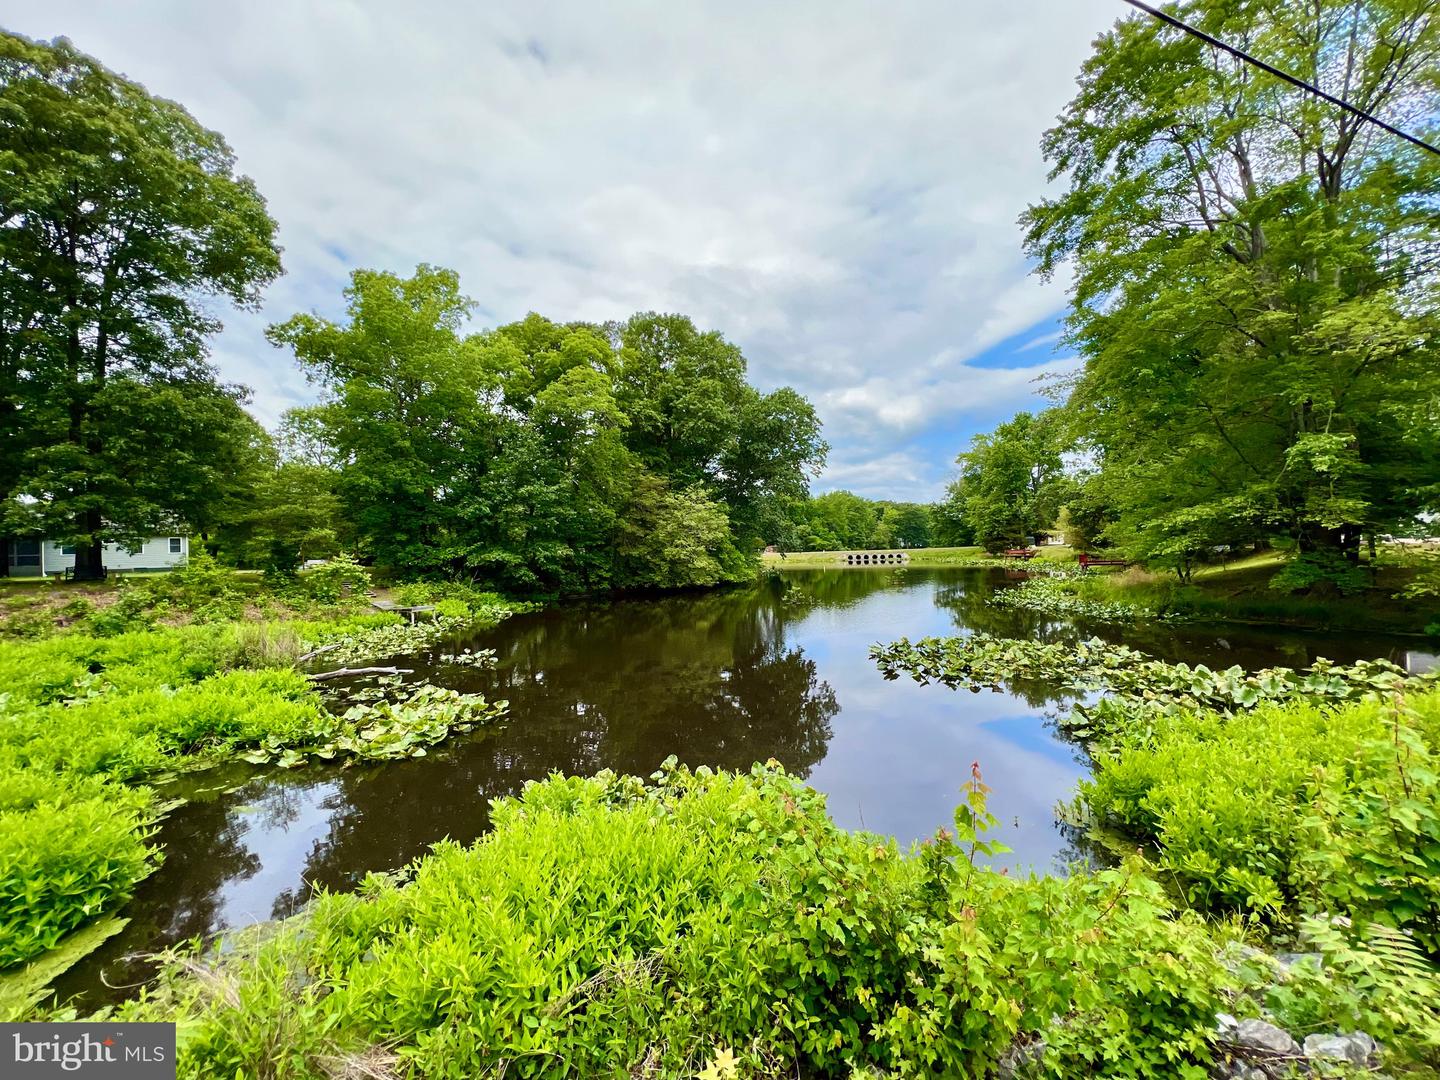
xmin=71 ymin=508 xmax=106 ymax=580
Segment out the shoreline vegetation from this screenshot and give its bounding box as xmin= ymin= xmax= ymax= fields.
xmin=61 ymin=687 xmax=1440 ymax=1078
xmin=763 ymin=546 xmax=1440 ymax=638
xmin=1 ymin=562 xmax=1436 ymax=1075
xmin=2 ymin=0 xmax=1439 ymax=1074
xmin=0 ymin=558 xmax=522 ymax=1014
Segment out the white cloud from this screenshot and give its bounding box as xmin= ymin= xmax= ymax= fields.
xmin=7 ymin=0 xmax=1120 ymax=499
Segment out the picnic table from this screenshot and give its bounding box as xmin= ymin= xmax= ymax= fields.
xmin=1002 ymin=548 xmax=1038 ymax=560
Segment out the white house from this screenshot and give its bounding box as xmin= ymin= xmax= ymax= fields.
xmin=4 ymin=535 xmax=190 ymax=577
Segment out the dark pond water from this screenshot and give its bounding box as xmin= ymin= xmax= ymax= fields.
xmin=56 ymin=567 xmax=1436 ymax=1007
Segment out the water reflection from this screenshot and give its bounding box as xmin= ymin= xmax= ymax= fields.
xmin=56 ymin=567 xmax=1431 ymax=1007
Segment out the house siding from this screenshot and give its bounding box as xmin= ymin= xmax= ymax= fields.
xmin=24 ymin=536 xmax=190 ymax=575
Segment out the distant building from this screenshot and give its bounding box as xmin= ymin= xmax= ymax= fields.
xmin=2 ymin=535 xmax=190 ymax=577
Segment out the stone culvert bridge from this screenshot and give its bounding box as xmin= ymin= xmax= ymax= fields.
xmin=840 ymin=551 xmax=909 ymax=565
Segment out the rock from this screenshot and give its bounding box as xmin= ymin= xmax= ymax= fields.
xmin=1303 ymin=1032 xmax=1376 ymax=1065
xmin=1210 ymin=1061 xmax=1268 ymax=1080
xmin=1218 ymin=942 xmax=1272 ymax=974
xmin=995 ymin=1036 xmax=1046 ymax=1079
xmin=1274 ymin=951 xmax=1322 ymax=973
xmin=1214 ymin=1012 xmax=1240 ymax=1036
xmin=1231 ymin=1019 xmax=1299 ymax=1057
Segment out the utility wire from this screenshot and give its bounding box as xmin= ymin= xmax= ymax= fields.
xmin=1121 ymin=0 xmax=1440 ymax=157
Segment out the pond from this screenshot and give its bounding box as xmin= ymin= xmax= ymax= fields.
xmin=56 ymin=566 xmax=1435 ymax=1007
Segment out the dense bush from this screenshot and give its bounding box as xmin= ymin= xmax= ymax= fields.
xmin=301 ymin=553 xmax=372 ymax=605
xmin=124 ymin=763 xmax=1239 ymax=1079
xmin=0 ymin=610 xmax=509 ymax=971
xmin=1079 ymin=691 xmax=1440 ymax=954
xmin=0 ymin=770 xmax=157 ymax=969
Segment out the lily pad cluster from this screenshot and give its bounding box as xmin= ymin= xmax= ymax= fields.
xmin=870 ymin=632 xmax=1438 ymax=740
xmin=438 ymin=647 xmax=498 ymax=669
xmin=988 ymin=576 xmax=1154 ymax=623
xmin=306 ymin=617 xmax=467 ymax=667
xmin=239 ymin=684 xmax=508 ymax=767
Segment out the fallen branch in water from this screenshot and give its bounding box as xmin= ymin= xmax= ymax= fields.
xmin=307 ymin=666 xmax=414 ymax=682
xmin=297 ymin=643 xmax=343 ymax=662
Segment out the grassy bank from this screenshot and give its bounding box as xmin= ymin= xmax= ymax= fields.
xmin=1060 ymin=553 xmax=1435 ymax=635
xmin=0 ymin=568 xmax=518 ymax=1000
xmin=110 ymin=763 xmax=1240 ymax=1077
xmin=761 ymin=545 xmax=1077 ymax=569
xmin=767 ymin=545 xmax=1439 ymax=635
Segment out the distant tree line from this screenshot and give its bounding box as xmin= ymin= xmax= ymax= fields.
xmin=0 ymin=31 xmax=826 ymax=594
xmin=777 ymin=492 xmax=962 ymax=552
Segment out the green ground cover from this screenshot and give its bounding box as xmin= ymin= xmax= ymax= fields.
xmin=0 ymin=565 xmax=517 ymax=982
xmin=101 ymin=743 xmax=1440 ymax=1077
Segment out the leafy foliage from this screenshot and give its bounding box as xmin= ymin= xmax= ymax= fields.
xmin=125 ymin=763 xmax=1242 ymax=1079
xmin=266 ymin=275 xmax=826 ymax=593
xmin=1020 ymin=0 xmax=1440 ymax=581
xmin=0 ymin=603 xmax=515 ymax=970
xmin=988 ymin=570 xmax=1155 ymax=623
xmin=945 ymin=410 xmax=1072 ymax=552
xmin=300 ymin=553 xmax=372 ymax=605
xmin=0 ymin=31 xmax=282 ymax=575
xmin=237 ymin=684 xmax=507 ymax=767
xmin=783 ymin=492 xmax=936 ymax=552
xmin=1077 ymin=693 xmax=1440 ymax=937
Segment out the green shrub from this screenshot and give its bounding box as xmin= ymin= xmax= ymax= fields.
xmin=1268 ymin=551 xmax=1374 ymax=597
xmin=83 ymin=584 xmax=154 ymax=637
xmin=140 ymin=550 xmax=245 ymax=620
xmin=431 ymin=597 xmax=469 ymax=619
xmin=303 ymin=554 xmax=372 ymax=605
xmin=125 ymin=764 xmax=1239 ymax=1079
xmin=390 ymin=582 xmax=435 ymax=606
xmin=1079 ymin=691 xmax=1440 ymax=954
xmin=0 ymin=610 xmax=498 ymax=971
xmin=0 ymin=766 xmax=157 ymax=968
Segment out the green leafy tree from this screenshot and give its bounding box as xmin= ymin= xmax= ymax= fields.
xmin=614 ymin=475 xmax=742 ymax=588
xmin=215 ymin=455 xmax=347 ymax=572
xmin=952 ymin=411 xmax=1068 ymax=552
xmin=1023 ymin=0 xmax=1440 ymax=583
xmin=0 ymin=31 xmax=281 ymax=577
xmin=881 ymin=503 xmax=934 ymax=548
xmin=267 ymin=266 xmax=497 ymax=575
xmin=616 ymin=313 xmax=826 ymax=548
xmin=931 ymin=482 xmax=976 ymax=547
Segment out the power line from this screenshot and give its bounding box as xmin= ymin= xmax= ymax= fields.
xmin=1121 ymin=0 xmax=1440 ymax=158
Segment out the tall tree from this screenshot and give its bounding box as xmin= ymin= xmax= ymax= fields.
xmin=0 ymin=32 xmax=281 ymax=576
xmin=615 ymin=313 xmax=827 ymax=548
xmin=268 ymin=266 xmax=496 ymax=574
xmin=950 ymin=411 xmax=1068 ymax=552
xmin=1024 ymin=0 xmax=1440 ymax=582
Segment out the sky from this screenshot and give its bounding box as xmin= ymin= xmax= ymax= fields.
xmin=8 ymin=1 xmax=1123 ymax=502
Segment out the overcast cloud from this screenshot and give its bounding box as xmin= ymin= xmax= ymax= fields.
xmin=7 ymin=1 xmax=1120 ymax=500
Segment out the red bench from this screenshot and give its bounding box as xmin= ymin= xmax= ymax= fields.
xmin=1078 ymin=553 xmax=1128 ymax=570
xmin=1002 ymin=548 xmax=1038 ymax=560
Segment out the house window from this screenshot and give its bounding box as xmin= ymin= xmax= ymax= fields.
xmin=169 ymin=537 xmax=183 ymax=554
xmin=61 ymin=545 xmax=75 ymax=555
xmin=9 ymin=540 xmax=40 ymax=567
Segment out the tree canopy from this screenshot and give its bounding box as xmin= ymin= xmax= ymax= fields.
xmin=1019 ymin=0 xmax=1440 ymax=581
xmin=266 ymin=266 xmax=826 ymax=593
xmin=0 ymin=31 xmax=282 ymax=575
